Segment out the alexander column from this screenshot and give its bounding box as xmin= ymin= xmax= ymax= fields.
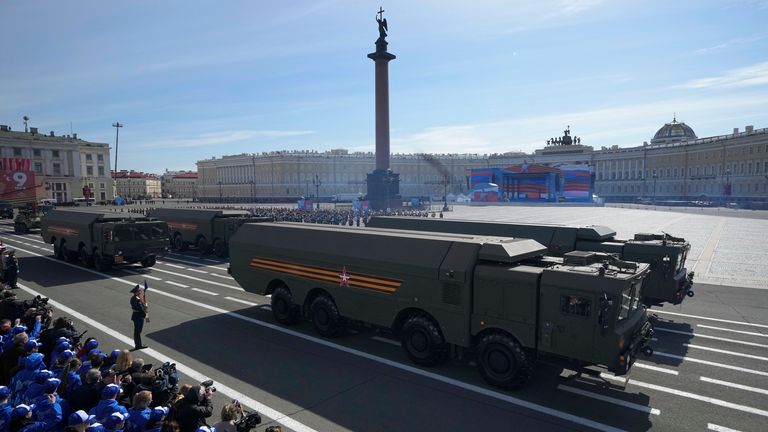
xmin=366 ymin=7 xmax=400 ymax=210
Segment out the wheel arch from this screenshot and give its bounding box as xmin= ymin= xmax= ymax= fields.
xmin=303 ymin=287 xmax=333 ymax=315
xmin=264 ymin=279 xmax=289 ymax=297
xmin=391 ymin=307 xmax=438 ymax=337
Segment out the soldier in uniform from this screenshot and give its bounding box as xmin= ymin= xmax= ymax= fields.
xmin=129 ymin=286 xmax=148 ymax=351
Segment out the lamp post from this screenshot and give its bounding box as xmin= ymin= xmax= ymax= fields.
xmin=313 ymin=175 xmax=322 ymax=209
xmin=652 ymin=172 xmax=658 ymax=204
xmin=724 ymin=168 xmax=731 ymax=206
xmin=249 ymin=180 xmax=254 ymax=203
xmin=218 ymin=181 xmax=222 ymax=202
xmin=442 ymin=174 xmax=449 ymax=212
xmin=305 ymin=177 xmax=310 ymax=198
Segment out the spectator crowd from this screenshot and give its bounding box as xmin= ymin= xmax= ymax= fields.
xmin=0 ymin=285 xmax=280 ymax=432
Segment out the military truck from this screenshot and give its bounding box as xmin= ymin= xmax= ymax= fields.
xmin=0 ymin=203 xmax=14 ymax=219
xmin=367 ymin=216 xmax=693 ymax=307
xmin=229 ymin=222 xmax=653 ymax=389
xmin=40 ymin=210 xmax=169 ymax=271
xmin=14 ymin=204 xmax=54 ymax=234
xmin=148 ymin=208 xmax=269 ymax=257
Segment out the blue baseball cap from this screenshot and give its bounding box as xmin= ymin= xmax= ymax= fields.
xmin=24 ymin=340 xmax=42 ymax=352
xmin=0 ymin=386 xmax=10 ymax=398
xmin=68 ymin=410 xmax=96 ymax=426
xmin=34 ymin=370 xmax=53 ymax=383
xmin=104 ymin=412 xmax=126 ymax=429
xmin=11 ymin=404 xmax=33 ymax=420
xmin=45 ymin=378 xmax=61 ymax=394
xmin=85 ymin=339 xmax=99 ymax=351
xmin=101 ymin=384 xmax=121 ymax=399
xmin=87 ymin=423 xmax=105 ymax=432
xmin=149 ymin=406 xmax=169 ymax=421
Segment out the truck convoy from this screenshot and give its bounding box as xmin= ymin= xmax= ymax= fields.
xmin=367 ymin=216 xmax=693 ymax=307
xmin=229 ymin=222 xmax=654 ymax=389
xmin=41 ymin=210 xmax=169 ymax=271
xmin=148 ymin=208 xmax=268 ymax=257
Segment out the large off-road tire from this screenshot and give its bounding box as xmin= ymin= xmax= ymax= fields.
xmin=59 ymin=242 xmax=70 ymax=261
xmin=197 ymin=236 xmax=210 ymax=255
xmin=310 ymin=295 xmax=344 ymax=337
xmin=141 ymin=256 xmax=156 ymax=268
xmin=79 ymin=247 xmax=91 ymax=267
xmin=400 ymin=315 xmax=449 ymax=366
xmin=476 ymin=333 xmax=532 ymax=390
xmin=271 ymin=286 xmax=299 ymax=325
xmin=213 ymin=239 xmax=227 ymax=258
xmin=173 ymin=235 xmax=186 ymax=251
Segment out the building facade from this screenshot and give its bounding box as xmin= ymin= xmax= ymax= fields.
xmin=0 ymin=123 xmax=113 ymax=204
xmin=194 ymin=121 xmax=768 ymax=205
xmin=113 ymin=171 xmax=161 ymax=199
xmin=161 ymin=170 xmax=197 ymax=199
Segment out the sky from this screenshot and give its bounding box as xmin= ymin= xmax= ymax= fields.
xmin=1 ymin=0 xmax=767 ymax=174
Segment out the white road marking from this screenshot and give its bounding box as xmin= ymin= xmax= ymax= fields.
xmin=600 ymin=373 xmax=768 ymax=418
xmin=9 ymin=243 xmax=623 ymax=432
xmin=160 ymin=262 xmax=186 ymax=269
xmin=557 ymin=385 xmax=660 ymax=415
xmin=191 ymin=288 xmax=218 ymax=296
xmin=16 ymin=283 xmax=317 ymax=432
xmin=208 ymin=273 xmax=233 ymax=280
xmin=632 ymin=362 xmax=678 ymax=376
xmin=707 ymin=423 xmax=742 ymax=432
xmin=165 ymin=281 xmax=189 ymax=288
xmin=697 ymin=324 xmax=768 ymax=338
xmin=162 ymin=256 xmax=227 ymax=271
xmin=654 ymin=351 xmax=768 ymax=377
xmin=682 ymin=343 xmax=768 ymax=361
xmin=122 ymin=270 xmax=163 ymax=281
xmin=654 ymin=327 xmax=768 ymax=348
xmin=700 ymin=376 xmax=768 ymax=396
xmin=149 ymin=267 xmax=242 ymax=291
xmin=372 ymin=336 xmax=401 ymax=347
xmin=225 ymin=296 xmax=260 ymax=307
xmin=652 ymin=310 xmax=768 ymax=329
xmin=186 ymin=268 xmax=208 ymax=274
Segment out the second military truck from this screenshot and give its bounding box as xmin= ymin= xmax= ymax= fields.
xmin=41 ymin=210 xmax=169 ymax=270
xmin=149 ymin=208 xmax=268 ymax=257
xmin=229 ymin=223 xmax=653 ymax=389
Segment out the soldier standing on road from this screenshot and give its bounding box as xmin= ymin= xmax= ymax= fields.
xmin=129 ymin=286 xmax=148 ymax=351
xmin=3 ymin=252 xmax=19 ymax=289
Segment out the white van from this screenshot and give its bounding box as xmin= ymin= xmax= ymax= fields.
xmin=39 ymin=199 xmax=58 ymax=206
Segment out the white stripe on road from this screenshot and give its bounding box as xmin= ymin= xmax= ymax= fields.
xmin=372 ymin=336 xmax=401 ymax=347
xmin=556 ymin=385 xmax=660 ymax=415
xmin=208 ymin=273 xmax=233 ymax=280
xmin=165 ymin=281 xmax=189 ymax=288
xmin=8 ymin=242 xmax=624 ymax=432
xmin=654 ymin=327 xmax=768 ymax=348
xmin=600 ymin=373 xmax=768 ymax=418
xmin=160 ymin=262 xmax=186 ymax=269
xmin=654 ymin=351 xmax=768 ymax=377
xmin=186 ymin=268 xmax=208 ymax=274
xmin=162 ymin=256 xmax=228 ymax=271
xmin=120 ymin=270 xmax=163 ymax=281
xmin=191 ymin=288 xmax=218 ymax=296
xmin=697 ymin=324 xmax=768 ymax=338
xmin=707 ymin=423 xmax=742 ymax=432
xmin=700 ymin=376 xmax=768 ymax=396
xmin=16 ymin=283 xmax=317 ymax=432
xmin=683 ymin=343 xmax=768 ymax=361
xmin=653 ymin=310 xmax=768 ymax=329
xmin=632 ymin=362 xmax=679 ymax=376
xmin=225 ymin=296 xmax=261 ymax=307
xmin=149 ymin=267 xmax=242 ymax=291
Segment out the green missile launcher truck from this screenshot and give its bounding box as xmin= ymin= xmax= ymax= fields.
xmin=367 ymin=216 xmax=693 ymax=307
xmin=148 ymin=208 xmax=269 ymax=257
xmin=41 ymin=210 xmax=169 ymax=271
xmin=229 ymin=222 xmax=653 ymax=389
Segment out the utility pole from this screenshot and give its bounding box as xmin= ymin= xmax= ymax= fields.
xmin=313 ymin=174 xmax=322 ymax=210
xmin=112 ymin=122 xmax=123 ymax=174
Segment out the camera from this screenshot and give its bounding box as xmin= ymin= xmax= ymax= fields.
xmin=201 ymin=379 xmax=216 ymax=393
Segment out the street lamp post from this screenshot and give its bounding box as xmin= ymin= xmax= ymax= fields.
xmin=724 ymin=168 xmax=731 ymax=206
xmin=112 ymin=122 xmax=123 ymax=174
xmin=250 ymin=180 xmax=254 ymax=203
xmin=305 ymin=178 xmax=310 ymax=198
xmin=652 ymin=173 xmax=658 ymax=204
xmin=218 ymin=181 xmax=222 ymax=202
xmin=442 ymin=174 xmax=449 ymax=212
xmin=313 ymin=175 xmax=322 ymax=209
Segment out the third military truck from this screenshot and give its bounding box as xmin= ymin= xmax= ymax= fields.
xmin=148 ymin=208 xmax=267 ymax=257
xmin=229 ymin=222 xmax=653 ymax=389
xmin=367 ymin=216 xmax=694 ymax=307
xmin=41 ymin=210 xmax=169 ymax=271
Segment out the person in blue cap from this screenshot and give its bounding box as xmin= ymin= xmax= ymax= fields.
xmin=126 ymin=391 xmax=151 ymax=432
xmin=103 ymin=413 xmax=126 ymax=432
xmin=85 ymin=423 xmax=105 ymax=432
xmin=31 ymin=378 xmax=62 ymax=432
xmin=89 ymin=385 xmax=128 ymax=423
xmin=66 ymin=410 xmax=95 ymax=432
xmin=8 ymin=404 xmax=36 ymax=432
xmin=3 ymin=326 xmax=27 ymax=352
xmin=0 ymin=386 xmax=12 ymax=432
xmin=9 ymin=353 xmax=44 ymax=405
xmin=129 ymin=286 xmax=148 ymax=351
xmin=142 ymin=407 xmax=168 ymax=432
xmin=59 ymin=358 xmax=82 ymax=398
xmin=24 ymin=371 xmax=52 ymax=404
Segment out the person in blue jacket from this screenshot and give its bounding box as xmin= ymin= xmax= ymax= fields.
xmin=30 ymin=379 xmax=62 ymax=432
xmin=89 ymin=385 xmax=127 ymax=424
xmin=3 ymin=327 xmax=27 ymax=352
xmin=125 ymin=391 xmax=151 ymax=432
xmin=24 ymin=371 xmax=52 ymax=405
xmin=9 ymin=353 xmax=44 ymax=405
xmin=0 ymin=386 xmax=12 ymax=432
xmin=142 ymin=407 xmax=168 ymax=432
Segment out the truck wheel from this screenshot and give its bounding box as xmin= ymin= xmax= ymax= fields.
xmin=310 ymin=295 xmax=344 ymax=337
xmin=141 ymin=256 xmax=156 ymax=268
xmin=476 ymin=333 xmax=532 ymax=390
xmin=271 ymin=286 xmax=299 ymax=325
xmin=13 ymin=223 xmax=19 ymax=233
xmin=79 ymin=248 xmax=91 ymax=267
xmin=173 ymin=235 xmax=187 ymax=251
xmin=401 ymin=315 xmax=448 ymax=366
xmin=58 ymin=242 xmax=69 ymax=261
xmin=213 ymin=239 xmax=227 ymax=257
xmin=197 ymin=237 xmax=210 ymax=255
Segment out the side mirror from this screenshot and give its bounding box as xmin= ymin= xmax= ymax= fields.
xmin=598 ymin=293 xmax=613 ymax=331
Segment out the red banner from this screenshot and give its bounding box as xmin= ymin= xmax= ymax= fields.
xmin=0 ymin=170 xmax=41 ymax=203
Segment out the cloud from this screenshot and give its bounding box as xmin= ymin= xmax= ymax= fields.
xmin=678 ymin=61 xmax=768 ymax=89
xmin=137 ymin=129 xmax=315 ymax=149
xmin=695 ymin=34 xmax=767 ymax=54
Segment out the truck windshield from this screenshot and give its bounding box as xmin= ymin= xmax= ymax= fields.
xmin=676 ymin=248 xmax=688 ymax=273
xmin=617 ymin=278 xmax=643 ymax=322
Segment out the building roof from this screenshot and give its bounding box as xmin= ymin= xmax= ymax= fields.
xmin=172 ymin=172 xmax=198 ymax=179
xmin=651 ymin=117 xmax=697 ymax=144
xmin=112 ymin=170 xmax=159 ymax=179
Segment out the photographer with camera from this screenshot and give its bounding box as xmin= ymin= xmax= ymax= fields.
xmin=211 ymin=401 xmax=242 ymax=432
xmin=173 ymin=381 xmax=214 ymax=432
xmin=38 ymin=317 xmax=80 ymax=363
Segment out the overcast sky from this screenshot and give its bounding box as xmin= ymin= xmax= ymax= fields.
xmin=2 ymin=0 xmax=767 ymax=174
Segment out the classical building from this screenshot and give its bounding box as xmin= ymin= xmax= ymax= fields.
xmin=0 ymin=122 xmax=113 ymax=204
xmin=194 ymin=120 xmax=768 ymax=205
xmin=161 ymin=170 xmax=197 ymax=199
xmin=113 ymin=170 xmax=161 ymax=199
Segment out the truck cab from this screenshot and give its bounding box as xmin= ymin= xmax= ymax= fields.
xmin=95 ymin=220 xmax=169 ymax=270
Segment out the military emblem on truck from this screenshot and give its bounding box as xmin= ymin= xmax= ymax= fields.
xmin=250 ymin=257 xmax=401 ymax=293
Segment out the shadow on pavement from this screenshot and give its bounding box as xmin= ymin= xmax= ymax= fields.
xmin=647 ymin=317 xmax=693 ymax=367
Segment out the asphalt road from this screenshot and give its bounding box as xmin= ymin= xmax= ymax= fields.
xmin=1 ymin=211 xmax=767 ymax=432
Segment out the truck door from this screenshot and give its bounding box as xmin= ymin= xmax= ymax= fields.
xmin=539 ymin=284 xmax=595 ymax=361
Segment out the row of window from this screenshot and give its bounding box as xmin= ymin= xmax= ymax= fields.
xmin=597 ymin=182 xmax=768 ymax=194
xmin=598 ymin=161 xmax=768 ymax=181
